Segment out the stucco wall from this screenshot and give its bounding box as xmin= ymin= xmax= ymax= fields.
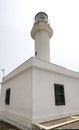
xmin=0 ymin=68 xmax=32 ymax=128
xmin=35 ymin=30 xmax=50 ymax=62
xmin=0 ymin=57 xmax=79 ymax=127
xmin=32 ymin=67 xmax=79 ymax=123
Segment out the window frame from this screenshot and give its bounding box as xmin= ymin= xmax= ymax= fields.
xmin=54 ymin=83 xmax=65 ymax=106
xmin=5 ymin=88 xmax=11 ymax=105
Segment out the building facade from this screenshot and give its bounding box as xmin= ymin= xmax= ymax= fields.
xmin=0 ymin=57 xmax=79 ymax=129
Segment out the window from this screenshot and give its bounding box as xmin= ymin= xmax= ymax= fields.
xmin=5 ymin=88 xmax=11 ymax=105
xmin=35 ymin=51 xmax=37 ymax=56
xmin=54 ymin=84 xmax=65 ymax=106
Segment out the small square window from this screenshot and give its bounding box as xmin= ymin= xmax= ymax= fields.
xmin=54 ymin=84 xmax=65 ymax=106
xmin=5 ymin=88 xmax=11 ymax=105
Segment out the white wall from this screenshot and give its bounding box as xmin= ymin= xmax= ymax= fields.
xmin=32 ymin=67 xmax=79 ymax=123
xmin=35 ymin=30 xmax=50 ymax=62
xmin=0 ymin=57 xmax=79 ymax=126
xmin=0 ymin=68 xmax=32 ymax=128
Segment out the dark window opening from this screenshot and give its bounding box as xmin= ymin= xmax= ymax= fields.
xmin=5 ymin=88 xmax=11 ymax=105
xmin=35 ymin=51 xmax=37 ymax=56
xmin=54 ymin=84 xmax=65 ymax=106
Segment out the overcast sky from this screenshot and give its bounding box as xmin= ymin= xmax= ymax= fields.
xmin=0 ymin=0 xmax=79 ymax=82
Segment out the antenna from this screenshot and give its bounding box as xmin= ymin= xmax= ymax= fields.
xmin=0 ymin=69 xmax=5 ymax=81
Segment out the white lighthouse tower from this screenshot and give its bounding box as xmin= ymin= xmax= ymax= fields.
xmin=31 ymin=12 xmax=53 ymax=62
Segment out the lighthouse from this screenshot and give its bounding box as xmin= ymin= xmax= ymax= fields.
xmin=31 ymin=12 xmax=53 ymax=62
xmin=0 ymin=12 xmax=79 ymax=130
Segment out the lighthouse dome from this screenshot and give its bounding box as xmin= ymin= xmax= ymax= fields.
xmin=35 ymin=12 xmax=48 ymax=23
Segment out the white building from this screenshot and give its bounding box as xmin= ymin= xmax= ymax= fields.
xmin=0 ymin=12 xmax=79 ymax=130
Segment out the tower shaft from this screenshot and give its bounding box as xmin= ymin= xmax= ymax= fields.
xmin=35 ymin=30 xmax=50 ymax=61
xmin=31 ymin=12 xmax=53 ymax=62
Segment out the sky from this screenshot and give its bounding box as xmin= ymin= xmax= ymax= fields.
xmin=0 ymin=0 xmax=79 ymax=82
